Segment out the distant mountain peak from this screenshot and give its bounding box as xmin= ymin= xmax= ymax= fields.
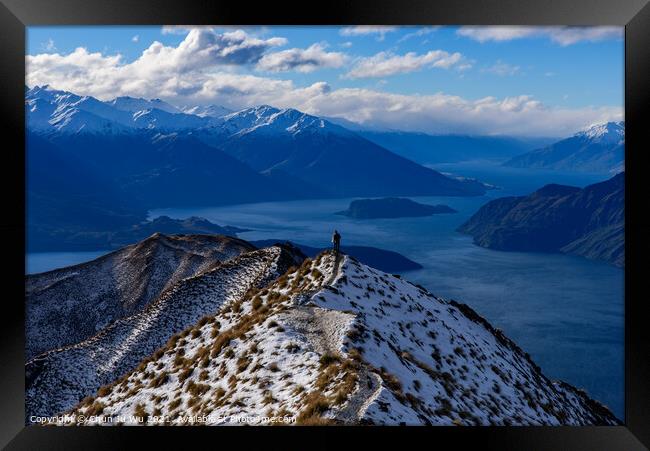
xmin=26 ymin=84 xmax=55 ymax=96
xmin=577 ymin=121 xmax=625 ymax=143
xmin=504 ymin=121 xmax=625 ymax=174
xmin=253 ymin=104 xmax=280 ymax=113
xmin=182 ymin=104 xmax=232 ymax=118
xmin=107 ymin=96 xmax=181 ymax=114
xmin=26 ymin=85 xmax=79 ymax=106
xmin=221 ymin=104 xmax=346 ymax=139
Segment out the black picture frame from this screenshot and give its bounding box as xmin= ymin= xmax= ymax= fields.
xmin=1 ymin=0 xmax=648 ymax=449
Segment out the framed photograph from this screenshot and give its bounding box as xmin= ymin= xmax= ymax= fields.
xmin=1 ymin=0 xmax=648 ymax=448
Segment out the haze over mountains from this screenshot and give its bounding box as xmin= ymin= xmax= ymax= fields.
xmin=360 ymin=131 xmax=555 ymax=165
xmin=504 ymin=122 xmax=625 ymax=174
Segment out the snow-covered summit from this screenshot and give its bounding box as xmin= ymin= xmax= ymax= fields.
xmin=66 ymin=250 xmax=617 ymax=426
xmin=505 ymin=121 xmax=625 ymax=174
xmin=26 ymin=86 xmax=131 ymax=132
xmin=182 ymin=104 xmax=232 ymax=118
xmin=129 ymin=108 xmax=210 ymax=130
xmin=577 ymin=121 xmax=625 ymax=144
xmin=107 ymin=96 xmax=181 ymax=114
xmin=25 ymin=85 xmax=69 ymax=103
xmin=221 ymin=105 xmax=350 ymax=139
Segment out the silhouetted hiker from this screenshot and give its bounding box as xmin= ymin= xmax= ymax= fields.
xmin=332 ymin=229 xmax=341 ymax=258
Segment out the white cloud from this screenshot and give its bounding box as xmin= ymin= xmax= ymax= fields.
xmin=549 ymin=27 xmax=623 ymax=45
xmin=345 ymin=50 xmax=467 ymax=79
xmin=26 ymin=28 xmax=287 ymax=100
xmin=302 ymin=90 xmax=622 ymax=137
xmin=339 ymin=26 xmax=397 ymax=41
xmin=483 ymin=60 xmax=520 ymax=76
xmin=156 ymin=29 xmax=287 ymax=67
xmin=457 ymin=26 xmax=623 ymax=46
xmin=340 ymin=41 xmax=353 ymax=48
xmin=161 ymin=25 xmax=198 ymax=35
xmin=256 ymin=44 xmax=348 ymax=73
xmin=397 ymin=26 xmax=440 ymax=43
xmin=26 ymin=29 xmax=622 ymax=137
xmin=132 ymin=35 xmax=139 ymax=43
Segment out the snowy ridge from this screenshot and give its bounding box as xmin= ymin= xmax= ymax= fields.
xmin=223 ymin=106 xmax=349 ymax=139
xmin=25 ymin=243 xmax=304 ymax=421
xmin=68 ymin=251 xmax=617 ymax=425
xmin=108 ymin=96 xmax=181 ymax=114
xmin=25 ymin=86 xmax=218 ymax=133
xmin=182 ymin=104 xmax=232 ymax=118
xmin=26 ymin=234 xmax=254 ymax=360
xmin=25 ymin=86 xmax=345 ymax=139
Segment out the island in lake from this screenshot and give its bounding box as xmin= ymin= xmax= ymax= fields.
xmin=336 ymin=197 xmax=457 ymax=219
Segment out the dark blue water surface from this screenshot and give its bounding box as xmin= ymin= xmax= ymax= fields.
xmin=28 ymin=162 xmax=624 ymax=419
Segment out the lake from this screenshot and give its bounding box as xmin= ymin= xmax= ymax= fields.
xmin=27 ymin=162 xmax=624 ymax=419
xmin=26 ymin=250 xmax=111 ymax=275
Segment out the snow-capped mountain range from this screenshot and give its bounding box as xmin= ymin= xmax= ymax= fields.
xmin=26 ymin=235 xmax=618 ymax=425
xmin=25 ymin=85 xmax=346 ymax=138
xmin=26 ymin=85 xmax=489 ymax=207
xmin=26 ymin=85 xmax=218 ymax=133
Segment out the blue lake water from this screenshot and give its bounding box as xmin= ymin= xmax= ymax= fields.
xmin=26 ymin=250 xmax=111 ymax=274
xmin=27 ymin=162 xmax=624 ymax=420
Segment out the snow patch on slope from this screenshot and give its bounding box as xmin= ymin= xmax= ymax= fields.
xmin=26 ymin=245 xmax=302 ymax=421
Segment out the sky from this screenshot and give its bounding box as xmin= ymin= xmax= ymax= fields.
xmin=26 ymin=25 xmax=624 ymax=137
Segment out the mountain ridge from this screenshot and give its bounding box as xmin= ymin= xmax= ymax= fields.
xmin=25 ymin=233 xmax=257 ymax=360
xmin=26 ymin=240 xmax=305 ymax=420
xmin=58 ymin=249 xmax=618 ymax=425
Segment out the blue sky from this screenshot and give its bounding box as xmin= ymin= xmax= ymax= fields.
xmin=26 ymin=26 xmax=624 ymax=137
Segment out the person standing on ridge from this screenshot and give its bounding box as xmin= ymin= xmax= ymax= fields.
xmin=332 ymin=229 xmax=341 ymax=258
